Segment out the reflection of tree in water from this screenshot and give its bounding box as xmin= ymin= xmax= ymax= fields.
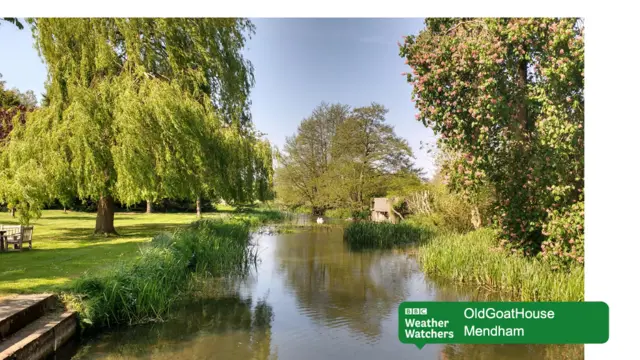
xmin=439 ymin=343 xmax=583 ymax=360
xmin=275 ymin=228 xmax=419 ymax=341
xmin=72 ymin=294 xmax=277 ymax=360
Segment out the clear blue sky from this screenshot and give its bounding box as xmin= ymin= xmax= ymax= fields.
xmin=0 ymin=18 xmax=437 ymax=175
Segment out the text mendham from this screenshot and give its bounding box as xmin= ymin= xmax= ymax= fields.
xmin=464 ymin=325 xmax=525 ymax=337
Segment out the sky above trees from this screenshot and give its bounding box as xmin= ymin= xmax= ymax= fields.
xmin=0 ymin=18 xmax=438 ymax=176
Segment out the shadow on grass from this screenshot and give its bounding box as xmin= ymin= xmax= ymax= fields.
xmin=48 ymin=223 xmax=188 ymax=243
xmin=41 ymin=216 xmax=135 ymax=221
xmin=0 ymin=241 xmax=152 ymax=295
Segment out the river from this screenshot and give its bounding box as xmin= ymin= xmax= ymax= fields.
xmin=67 ymin=225 xmax=582 ymax=360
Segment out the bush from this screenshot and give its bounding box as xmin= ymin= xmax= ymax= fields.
xmin=352 ymin=209 xmax=370 ymax=220
xmin=325 ymin=208 xmax=352 ymax=219
xmin=403 ymin=182 xmax=491 ymax=234
xmin=539 ymin=201 xmax=584 ymax=269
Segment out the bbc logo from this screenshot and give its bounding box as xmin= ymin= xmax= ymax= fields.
xmin=405 ymin=308 xmax=428 ymax=315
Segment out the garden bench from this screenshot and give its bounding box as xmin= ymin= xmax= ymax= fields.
xmin=0 ymin=225 xmax=34 ymax=251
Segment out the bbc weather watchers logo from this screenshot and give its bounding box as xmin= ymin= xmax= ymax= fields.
xmin=405 ymin=307 xmax=428 ymax=315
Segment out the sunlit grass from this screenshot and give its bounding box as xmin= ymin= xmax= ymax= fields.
xmin=0 ymin=208 xmax=281 ymax=296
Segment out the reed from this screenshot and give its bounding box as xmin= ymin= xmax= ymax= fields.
xmin=62 ymin=218 xmax=258 ymax=329
xmin=417 ymin=228 xmax=584 ymax=301
xmin=343 ymin=221 xmax=432 ymax=250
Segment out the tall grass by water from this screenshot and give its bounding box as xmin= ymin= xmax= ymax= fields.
xmin=343 ymin=221 xmax=431 ymax=249
xmin=62 ymin=218 xmax=257 ymax=329
xmin=417 ymin=228 xmax=584 ymax=301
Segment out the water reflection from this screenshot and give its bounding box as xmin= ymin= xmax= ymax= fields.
xmin=439 ymin=344 xmax=583 ymax=360
xmin=275 ymin=227 xmax=418 ymax=341
xmin=69 ymin=227 xmax=583 ymax=360
xmin=72 ymin=295 xmax=277 ymax=360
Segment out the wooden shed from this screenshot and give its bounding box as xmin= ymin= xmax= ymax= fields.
xmin=370 ymin=197 xmax=399 ymax=224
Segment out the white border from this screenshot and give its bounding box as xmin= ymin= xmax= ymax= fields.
xmin=1 ymin=1 xmax=586 ymax=17
xmin=2 ymin=3 xmax=638 ymax=359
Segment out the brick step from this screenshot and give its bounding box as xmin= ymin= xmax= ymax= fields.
xmin=0 ymin=311 xmax=78 ymax=360
xmin=0 ymin=295 xmax=57 ymax=341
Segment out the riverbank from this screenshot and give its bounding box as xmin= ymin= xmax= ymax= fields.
xmin=62 ymin=218 xmax=260 ymax=329
xmin=0 ymin=208 xmax=284 ymax=296
xmin=417 ymin=228 xmax=584 ymax=302
xmin=343 ymin=222 xmax=584 ymax=302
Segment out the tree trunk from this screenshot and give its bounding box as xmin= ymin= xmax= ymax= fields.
xmin=63 ymin=206 xmax=67 ymax=214
xmin=196 ymin=197 xmax=201 ymax=218
xmin=146 ymin=200 xmax=152 ymax=214
xmin=95 ymin=195 xmax=117 ymax=235
xmin=10 ymin=208 xmax=15 ymax=218
xmin=471 ymin=205 xmax=482 ymax=229
xmin=516 ymin=59 xmax=532 ymax=135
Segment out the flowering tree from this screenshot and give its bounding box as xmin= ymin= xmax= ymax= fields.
xmin=400 ymin=18 xmax=584 ymax=267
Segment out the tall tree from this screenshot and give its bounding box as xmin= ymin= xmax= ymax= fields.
xmin=275 ymin=103 xmax=349 ymax=214
xmin=400 ymin=18 xmax=584 ymax=264
xmin=1 ymin=18 xmax=270 ymax=234
xmin=328 ymin=103 xmax=417 ymax=210
xmin=275 ymin=102 xmax=418 ymax=214
xmin=0 ymin=75 xmax=39 ymax=220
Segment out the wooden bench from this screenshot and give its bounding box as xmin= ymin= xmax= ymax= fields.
xmin=0 ymin=225 xmax=34 ymax=251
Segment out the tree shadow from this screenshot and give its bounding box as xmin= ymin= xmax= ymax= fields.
xmin=49 ymin=223 xmax=188 ymax=243
xmin=42 ymin=216 xmax=135 ymax=221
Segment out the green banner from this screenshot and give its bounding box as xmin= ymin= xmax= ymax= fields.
xmin=399 ymin=302 xmax=608 ymax=348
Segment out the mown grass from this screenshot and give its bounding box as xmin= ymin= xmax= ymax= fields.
xmin=343 ymin=221 xmax=432 ymax=250
xmin=417 ymin=228 xmax=584 ymax=302
xmin=61 ymin=218 xmax=258 ymax=329
xmin=0 ymin=208 xmax=284 ymax=297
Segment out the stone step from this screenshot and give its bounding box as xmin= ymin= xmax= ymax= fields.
xmin=0 ymin=311 xmax=78 ymax=360
xmin=0 ymin=295 xmax=57 ymax=341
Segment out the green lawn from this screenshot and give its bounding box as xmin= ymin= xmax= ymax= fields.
xmin=0 ymin=210 xmax=234 ymax=296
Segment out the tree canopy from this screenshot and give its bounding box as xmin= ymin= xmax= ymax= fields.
xmin=0 ymin=18 xmax=273 ymax=232
xmin=275 ymin=102 xmax=421 ymax=215
xmin=400 ymin=18 xmax=584 ymax=266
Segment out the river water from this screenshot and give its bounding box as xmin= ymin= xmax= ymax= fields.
xmin=68 ymin=225 xmax=582 ymax=360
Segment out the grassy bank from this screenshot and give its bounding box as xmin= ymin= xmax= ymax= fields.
xmin=344 ymin=221 xmax=431 ymax=249
xmin=0 ymin=208 xmax=284 ymax=296
xmin=343 ymin=221 xmax=583 ymax=301
xmin=418 ymin=228 xmax=584 ymax=301
xmin=62 ymin=219 xmax=256 ymax=329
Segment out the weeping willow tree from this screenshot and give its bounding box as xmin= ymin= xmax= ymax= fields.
xmin=0 ymin=18 xmax=273 ymax=233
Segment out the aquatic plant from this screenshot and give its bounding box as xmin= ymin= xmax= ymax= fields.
xmin=62 ymin=219 xmax=257 ymax=329
xmin=418 ymin=228 xmax=584 ymax=302
xmin=343 ymin=221 xmax=432 ymax=250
